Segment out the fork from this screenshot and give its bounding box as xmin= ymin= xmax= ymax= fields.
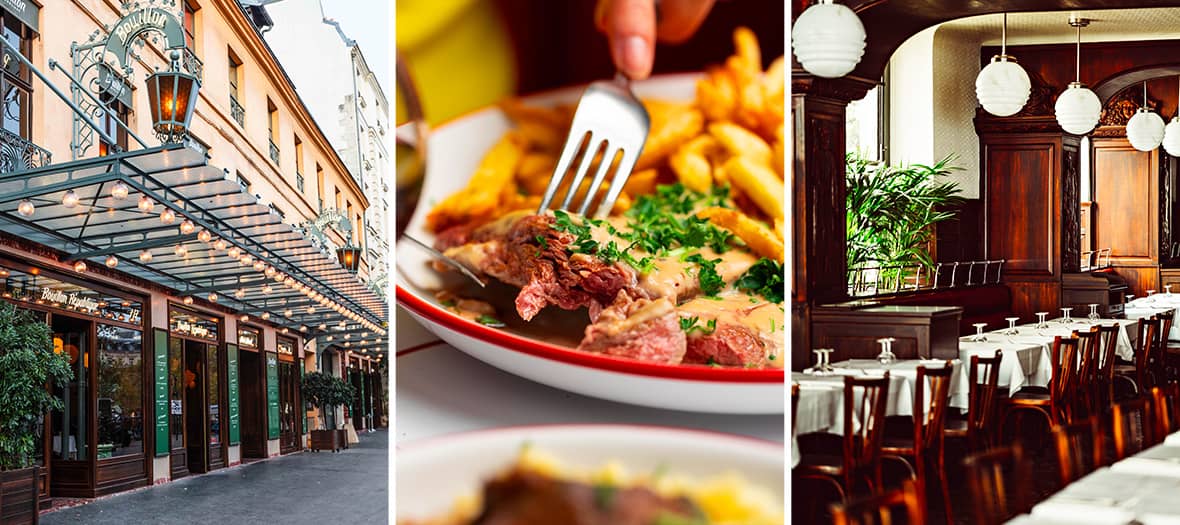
xmin=538 ymin=73 xmax=651 ymax=218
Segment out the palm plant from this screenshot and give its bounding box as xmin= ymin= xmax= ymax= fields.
xmin=846 ymin=154 xmax=965 ymax=275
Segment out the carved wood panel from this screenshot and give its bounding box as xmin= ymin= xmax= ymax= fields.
xmin=983 ymin=137 xmax=1058 ymax=277
xmin=1092 ymin=139 xmax=1158 ymax=262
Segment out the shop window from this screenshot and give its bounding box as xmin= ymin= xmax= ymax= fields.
xmin=97 ymin=324 xmax=143 ymax=458
xmin=183 ymin=1 xmax=199 ymax=55
xmin=228 ymin=48 xmax=244 ymax=127
xmin=207 ymin=343 xmax=219 ymax=446
xmin=2 ymin=14 xmax=33 ymax=138
xmin=52 ymin=315 xmax=90 ymax=460
xmin=316 ymin=164 xmax=325 ymax=210
xmin=98 ymin=103 xmax=130 ymax=156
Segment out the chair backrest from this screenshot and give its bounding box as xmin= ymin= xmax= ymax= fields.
xmin=963 ymin=443 xmax=1033 ymax=525
xmin=1052 ymin=416 xmax=1104 ymax=487
xmin=844 ymin=373 xmax=891 ymax=475
xmin=1112 ymin=396 xmax=1156 ymax=460
xmin=1074 ymin=327 xmax=1101 ymax=415
xmin=1157 ymin=310 xmax=1175 ymax=386
xmin=1135 ymin=317 xmax=1162 ymax=391
xmin=792 ymin=382 xmax=800 ymax=437
xmin=1150 ymin=384 xmax=1180 ymax=437
xmin=967 ymin=351 xmax=1003 ymax=448
xmin=914 ymin=362 xmax=955 ymax=452
xmin=830 ymin=478 xmax=926 ymax=525
xmin=1050 ymin=336 xmax=1079 ymax=421
xmin=1096 ymin=324 xmax=1120 ymax=408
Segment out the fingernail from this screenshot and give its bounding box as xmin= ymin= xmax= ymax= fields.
xmin=619 ymin=35 xmax=651 ymax=78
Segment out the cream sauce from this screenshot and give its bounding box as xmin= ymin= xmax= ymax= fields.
xmin=679 ymin=292 xmax=786 ymax=368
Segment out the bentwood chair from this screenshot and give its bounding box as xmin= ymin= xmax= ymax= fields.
xmin=792 ymin=382 xmax=800 ymax=436
xmin=1074 ymin=327 xmax=1101 ymax=418
xmin=1051 ymin=416 xmax=1105 ymax=487
xmin=946 ymin=351 xmax=1002 ymax=451
xmin=962 ymin=443 xmax=1033 ymax=525
xmin=1003 ymin=337 xmax=1078 ymax=440
xmin=796 ymin=373 xmax=891 ymax=501
xmin=1158 ymin=311 xmax=1175 ymax=385
xmin=1150 ymin=384 xmax=1180 ymax=437
xmin=830 ymin=478 xmax=926 ymax=525
xmin=1095 ymin=324 xmax=1121 ymax=410
xmin=882 ymin=362 xmax=954 ymax=525
xmin=1116 ymin=318 xmax=1161 ymax=398
xmin=1112 ymin=396 xmax=1157 ymax=460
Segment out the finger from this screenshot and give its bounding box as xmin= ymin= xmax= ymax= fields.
xmin=656 ymin=0 xmax=716 ymax=43
xmin=599 ymin=0 xmax=657 ymax=80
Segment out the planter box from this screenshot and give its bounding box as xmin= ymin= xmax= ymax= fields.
xmin=0 ymin=466 xmax=40 ymax=525
xmin=337 ymin=429 xmax=350 ymax=450
xmin=309 ymin=429 xmax=342 ymax=452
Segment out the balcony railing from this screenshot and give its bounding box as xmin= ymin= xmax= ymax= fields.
xmin=269 ymin=139 xmax=280 ymax=164
xmin=182 ymin=48 xmax=204 ymax=81
xmin=230 ymin=95 xmax=245 ymax=127
xmin=1 ymin=128 xmax=52 ymax=173
xmin=847 ymin=259 xmax=1007 ymax=298
xmin=296 ymin=171 xmax=305 ymax=192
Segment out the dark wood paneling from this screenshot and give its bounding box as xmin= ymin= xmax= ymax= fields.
xmin=984 ymin=136 xmax=1059 ymax=277
xmin=1006 ymin=281 xmax=1062 ymax=323
xmin=49 ymin=461 xmax=91 ymax=498
xmin=0 ymin=467 xmax=39 ymax=525
xmin=935 ymin=199 xmax=984 ymax=262
xmin=95 ymin=454 xmax=147 ymax=497
xmin=809 ymin=306 xmax=962 ymax=370
xmin=1093 ymin=139 xmax=1157 ymax=261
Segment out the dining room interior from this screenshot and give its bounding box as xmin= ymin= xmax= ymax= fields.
xmin=792 ymin=1 xmax=1180 ymax=524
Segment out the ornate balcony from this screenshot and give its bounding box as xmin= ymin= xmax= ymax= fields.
xmin=269 ymin=139 xmax=280 ymax=165
xmin=182 ymin=48 xmax=204 ymax=82
xmin=230 ymin=95 xmax=245 ymax=127
xmin=1 ymin=128 xmax=52 ymax=173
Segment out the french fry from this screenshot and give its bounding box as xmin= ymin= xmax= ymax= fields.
xmin=697 ymin=207 xmax=784 ymax=263
xmin=772 ymin=137 xmax=784 ymax=179
xmin=774 ymin=218 xmax=784 ymax=240
xmin=611 ymin=192 xmax=633 ymax=215
xmin=499 ymin=99 xmax=569 ymax=130
xmin=636 ymin=102 xmax=704 ymax=169
xmin=670 ymin=146 xmax=713 ymax=193
xmin=697 ymin=67 xmax=738 ymax=122
xmin=427 ymin=132 xmax=525 ymax=232
xmin=724 ymin=156 xmax=784 ymax=220
xmin=732 ymin=26 xmax=762 ymax=76
xmin=517 ymin=152 xmax=557 ymax=194
xmin=709 ymin=122 xmax=772 ymax=165
xmin=623 ymin=168 xmax=659 ymax=196
xmin=514 ymin=120 xmax=564 ymax=152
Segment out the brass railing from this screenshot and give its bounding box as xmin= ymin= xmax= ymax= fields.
xmin=0 ymin=128 xmax=52 ymax=173
xmin=847 ymin=259 xmax=1007 ymax=298
xmin=1081 ymin=248 xmax=1113 ymax=272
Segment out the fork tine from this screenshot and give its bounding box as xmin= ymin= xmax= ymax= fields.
xmin=593 ymin=147 xmax=640 ymax=218
xmin=559 ymin=136 xmax=603 ymax=210
xmin=538 ymin=130 xmax=588 ymax=213
xmin=576 ymin=145 xmax=620 ymax=216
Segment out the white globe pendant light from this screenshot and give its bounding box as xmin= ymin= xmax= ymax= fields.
xmin=1055 ymin=17 xmax=1101 ymax=135
xmin=1126 ymin=82 xmax=1165 ymax=151
xmin=791 ymin=0 xmax=866 ymax=78
xmin=976 ymin=13 xmax=1031 ymax=117
xmin=1163 ymin=77 xmax=1180 ymax=156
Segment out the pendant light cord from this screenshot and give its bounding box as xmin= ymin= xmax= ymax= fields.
xmin=1002 ymin=13 xmax=1008 ymax=56
xmin=1075 ymin=23 xmax=1081 ymax=82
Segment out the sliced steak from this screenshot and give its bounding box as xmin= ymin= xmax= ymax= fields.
xmin=578 ymin=294 xmax=686 ymax=364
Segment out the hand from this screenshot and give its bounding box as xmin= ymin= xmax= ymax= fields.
xmin=595 ymin=0 xmax=716 ymax=80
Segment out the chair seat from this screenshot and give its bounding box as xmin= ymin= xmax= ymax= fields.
xmin=795 ymin=452 xmax=845 ymax=474
xmin=1009 ymin=391 xmax=1050 ymax=403
xmin=1015 ymin=385 xmax=1050 ymax=395
xmin=1114 ymin=364 xmax=1137 ymax=374
xmin=881 ymin=435 xmax=916 ymax=456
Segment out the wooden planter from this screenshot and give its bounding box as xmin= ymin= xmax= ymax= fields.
xmin=309 ymin=429 xmax=342 ymax=453
xmin=0 ymin=466 xmax=40 ymax=525
xmin=337 ymin=429 xmax=350 ymax=450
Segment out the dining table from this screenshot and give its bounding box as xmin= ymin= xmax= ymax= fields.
xmin=1006 ymin=431 xmax=1180 ymax=524
xmin=1126 ymin=295 xmax=1180 ymax=341
xmin=395 ymin=307 xmax=785 ymax=445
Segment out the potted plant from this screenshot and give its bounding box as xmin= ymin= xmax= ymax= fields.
xmin=0 ymin=302 xmax=71 ymax=524
xmin=301 ymin=372 xmax=354 ymax=452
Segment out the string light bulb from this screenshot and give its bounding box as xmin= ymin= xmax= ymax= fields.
xmin=62 ymin=190 xmax=79 ymax=208
xmin=105 ymin=255 xmax=118 ymax=268
xmin=208 ymin=292 xmax=218 ymax=303
xmin=179 ymin=219 xmax=195 ymax=234
xmin=227 ymin=246 xmax=241 ymax=259
xmin=183 ymin=296 xmax=194 ymax=305
xmin=198 ymin=229 xmax=212 ymax=243
xmin=139 ymin=250 xmax=153 ymax=262
xmin=17 ymin=199 xmax=34 ymax=217
xmin=174 ymin=244 xmax=188 ymax=257
xmin=213 ymin=238 xmax=227 ymax=251
xmin=111 ymin=181 xmax=130 ymax=200
xmin=160 ymin=208 xmax=176 ymax=224
xmin=73 ymin=260 xmax=87 ymax=272
xmin=138 ymin=195 xmax=154 ymax=213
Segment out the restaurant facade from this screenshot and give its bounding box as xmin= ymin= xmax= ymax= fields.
xmin=0 ymin=0 xmax=387 ymax=503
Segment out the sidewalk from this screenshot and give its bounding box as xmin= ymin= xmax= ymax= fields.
xmin=42 ymin=430 xmax=389 ymax=524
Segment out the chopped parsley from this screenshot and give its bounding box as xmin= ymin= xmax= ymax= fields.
xmin=593 ymin=483 xmax=617 ymax=510
xmin=652 ymin=513 xmax=708 ymax=525
xmin=736 ymin=258 xmax=784 ymax=303
xmin=679 ymin=316 xmax=717 ymax=335
xmin=685 ymin=253 xmax=724 ymax=297
xmin=475 ymin=314 xmax=505 ymax=327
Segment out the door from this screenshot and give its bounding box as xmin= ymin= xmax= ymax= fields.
xmin=238 ymin=350 xmax=265 ymax=459
xmin=49 ymin=315 xmax=93 ymax=497
xmin=183 ymin=340 xmax=207 ymax=474
xmin=206 ymin=343 xmax=224 ymax=470
xmin=168 ymin=338 xmax=188 ymax=478
xmin=278 ymin=361 xmax=300 ymax=453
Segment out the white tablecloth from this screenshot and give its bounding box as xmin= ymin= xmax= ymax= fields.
xmin=968 ymin=318 xmax=1137 ymax=363
xmin=959 ymin=340 xmax=1050 ymax=396
xmin=1007 ymin=432 xmax=1180 ymax=524
xmin=1126 ymin=298 xmax=1180 ymax=342
xmin=395 ymin=307 xmax=783 ymax=445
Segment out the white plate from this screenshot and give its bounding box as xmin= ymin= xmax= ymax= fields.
xmin=395 ymin=74 xmax=784 ymax=414
xmin=395 ymin=424 xmax=784 ymax=522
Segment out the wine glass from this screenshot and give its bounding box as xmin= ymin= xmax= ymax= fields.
xmin=1060 ymin=307 xmax=1073 ymax=324
xmin=1168 ymin=285 xmax=1174 ymax=295
xmin=875 ymin=338 xmax=896 ymax=365
xmin=811 ymin=348 xmax=833 ymax=375
xmin=1036 ymin=312 xmax=1049 ymax=329
xmin=1088 ymin=303 xmax=1100 ymax=321
xmin=972 ymin=323 xmax=988 ymax=342
xmin=1004 ymin=317 xmax=1019 ymax=335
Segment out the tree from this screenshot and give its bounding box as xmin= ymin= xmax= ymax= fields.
xmin=0 ymin=302 xmax=72 ymax=470
xmin=301 ymin=372 xmax=354 ymax=430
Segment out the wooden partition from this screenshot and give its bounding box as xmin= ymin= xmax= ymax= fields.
xmin=1092 ymin=138 xmax=1160 ymax=296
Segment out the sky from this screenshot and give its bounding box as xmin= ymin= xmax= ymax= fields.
xmin=320 ymin=0 xmax=391 ymax=94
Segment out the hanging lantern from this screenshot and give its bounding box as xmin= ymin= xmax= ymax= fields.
xmin=1055 ymin=18 xmax=1100 ymax=135
xmin=145 ymin=51 xmax=201 ymax=143
xmin=337 ymin=242 xmax=362 ymax=273
xmin=975 ymin=14 xmax=1031 ymax=117
xmin=1127 ymin=82 xmax=1165 ymax=152
xmin=791 ymin=0 xmax=866 ymax=78
xmin=1164 ymin=77 xmax=1180 ymax=157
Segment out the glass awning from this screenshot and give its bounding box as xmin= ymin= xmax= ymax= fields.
xmin=0 ymin=143 xmax=387 ymax=353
